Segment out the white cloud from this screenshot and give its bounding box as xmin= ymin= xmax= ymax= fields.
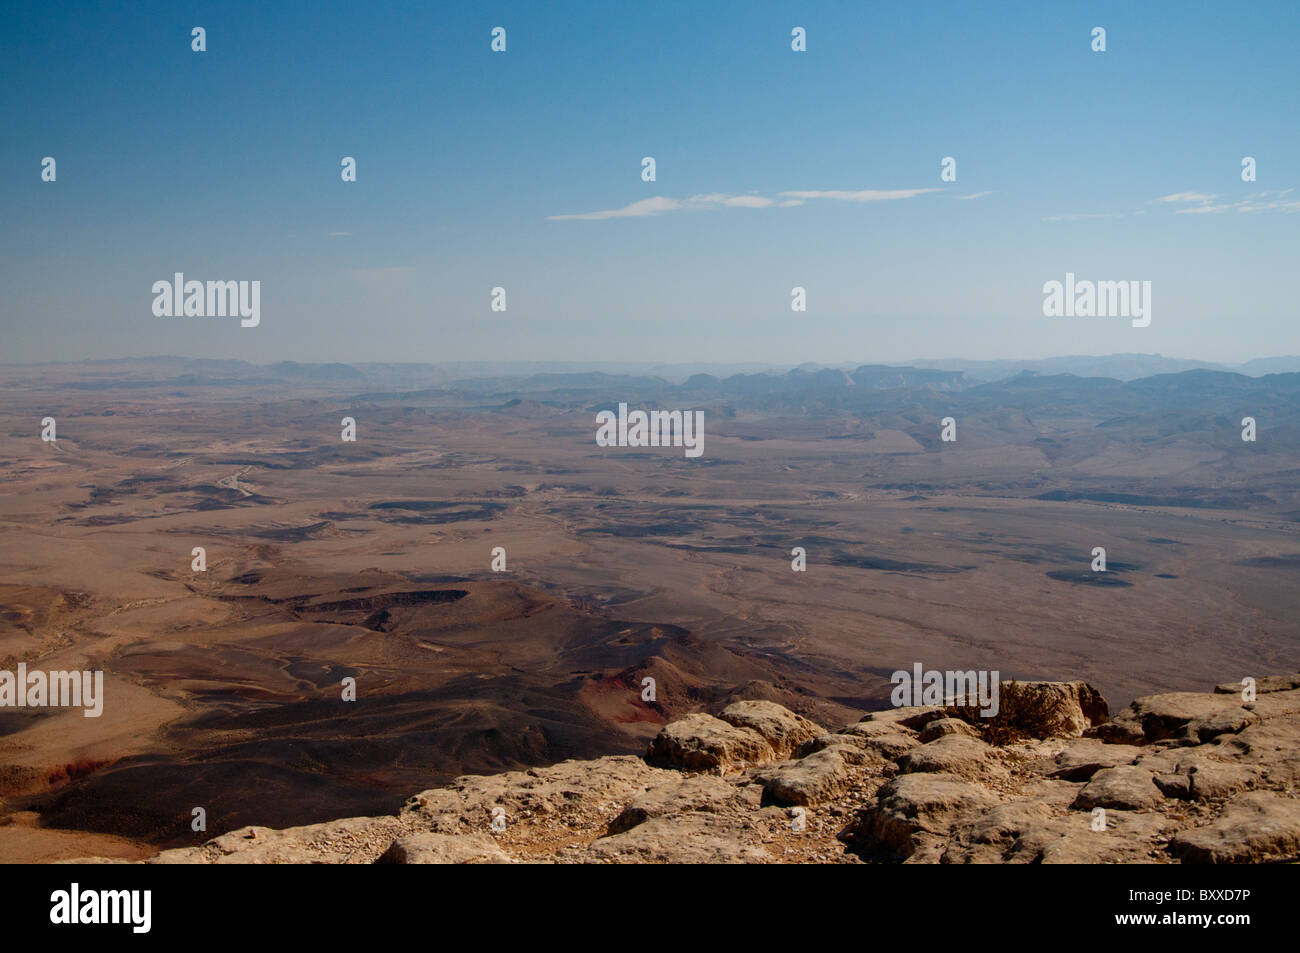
xmin=547 ymin=196 xmax=683 ymax=220
xmin=1171 ymin=190 xmax=1300 ymax=215
xmin=327 ymin=231 xmax=351 ymax=237
xmin=779 ymin=188 xmax=943 ymax=202
xmin=548 ymin=187 xmax=937 ymax=220
xmin=1157 ymin=192 xmax=1218 ymax=204
xmin=955 ymin=190 xmax=994 ymax=201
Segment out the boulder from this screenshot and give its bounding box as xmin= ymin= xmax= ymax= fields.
xmin=1153 ymin=773 xmax=1191 ymax=799
xmin=1138 ymin=749 xmax=1260 ymax=801
xmin=943 ymin=800 xmax=1171 ymax=864
xmin=1094 ymin=692 xmax=1251 ymax=745
xmin=1214 ymin=674 xmax=1300 ymax=695
xmin=403 ymin=755 xmax=670 ymax=832
xmin=1186 ymin=761 xmax=1258 ymax=801
xmin=754 ymin=744 xmax=866 ymax=806
xmin=150 ymin=816 xmax=402 ymax=865
xmin=1190 ymin=707 xmax=1258 ymax=742
xmin=898 ymin=735 xmax=1006 ymax=781
xmin=718 ymin=700 xmax=823 ymax=758
xmin=841 ymin=772 xmax=998 ymax=856
xmin=1247 ymin=687 xmax=1300 ymax=720
xmin=1071 ymin=765 xmax=1164 ymax=811
xmin=1170 ymin=792 xmax=1300 ymax=863
xmin=645 ymin=714 xmax=773 ymax=772
xmin=579 ymin=813 xmax=772 ymax=864
xmin=918 ymin=717 xmax=982 ymax=743
xmin=841 ymin=721 xmax=920 ymax=759
xmin=860 ymin=706 xmax=949 ymax=730
xmin=377 ymin=833 xmax=512 ymax=864
xmin=1016 ymin=680 xmax=1110 ymax=735
xmin=606 ymin=774 xmax=744 ymax=834
xmin=1217 ymin=718 xmax=1300 ymax=784
xmin=799 ymin=731 xmax=871 ymax=756
xmin=1038 ymin=739 xmax=1142 ymax=781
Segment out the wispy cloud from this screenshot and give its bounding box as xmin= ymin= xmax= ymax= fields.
xmin=955 ymin=190 xmax=994 ymax=201
xmin=548 ymin=196 xmax=684 ymax=220
xmin=327 ymin=231 xmax=351 ymax=237
xmin=779 ymin=188 xmax=943 ymax=202
xmin=1157 ymin=192 xmax=1218 ymax=204
xmin=1044 ymin=188 xmax=1300 ymax=223
xmin=1172 ymin=188 xmax=1299 ymax=214
xmin=547 ymin=187 xmax=935 ymax=220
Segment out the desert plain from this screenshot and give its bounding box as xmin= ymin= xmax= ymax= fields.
xmin=1 ymin=357 xmax=1297 ymax=861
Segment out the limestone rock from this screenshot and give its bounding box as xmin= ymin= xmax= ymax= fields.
xmin=1016 ymin=811 xmax=1172 ymax=864
xmin=800 ymin=731 xmax=869 ymax=755
xmin=1247 ymin=687 xmax=1300 ymax=720
xmin=1190 ymin=707 xmax=1258 ymax=742
xmin=1038 ymin=739 xmax=1142 ymax=781
xmin=606 ymin=774 xmax=745 ymax=834
xmin=403 ymin=755 xmax=672 ymax=833
xmin=1138 ymin=748 xmax=1260 ymax=801
xmin=918 ymin=717 xmax=982 ymax=743
xmin=754 ymin=744 xmax=867 ymax=806
xmin=1016 ymin=680 xmax=1110 ymax=735
xmin=860 ymin=706 xmax=948 ymax=730
xmin=1072 ymin=765 xmax=1163 ymax=811
xmin=581 ymin=813 xmax=772 ymax=864
xmin=842 ymin=772 xmax=998 ymax=856
xmin=1094 ymin=692 xmax=1251 ymax=745
xmin=1218 ymin=718 xmax=1300 ymax=784
xmin=1171 ymin=792 xmax=1300 ymax=863
xmin=150 ymin=816 xmax=402 ymax=865
xmin=1154 ymin=773 xmax=1191 ymax=798
xmin=377 ymin=832 xmax=512 ymax=864
xmin=1214 ymin=674 xmax=1300 ymax=695
xmin=841 ymin=721 xmax=920 ymax=759
xmin=898 ymin=735 xmax=1006 ymax=781
xmin=718 ymin=700 xmax=823 ymax=759
xmin=646 ymin=713 xmax=773 ymax=772
xmin=942 ymin=799 xmax=1171 ymax=864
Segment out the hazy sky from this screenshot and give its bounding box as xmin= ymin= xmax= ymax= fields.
xmin=2 ymin=0 xmax=1297 ymax=365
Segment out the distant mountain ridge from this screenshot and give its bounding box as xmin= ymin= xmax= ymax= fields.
xmin=8 ymin=353 xmax=1300 ymax=387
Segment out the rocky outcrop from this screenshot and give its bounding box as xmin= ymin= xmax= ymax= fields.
xmin=644 ymin=712 xmax=773 ymax=772
xmin=1170 ymin=793 xmax=1300 ymax=863
xmin=898 ymin=735 xmax=1007 ymax=782
xmin=77 ymin=673 xmax=1300 ymax=864
xmin=1018 ymin=680 xmax=1110 ymax=735
xmin=1090 ymin=691 xmax=1253 ymax=745
xmin=378 ymin=833 xmax=512 ymax=864
xmin=717 ymin=700 xmax=823 ymax=759
xmin=841 ymin=772 xmax=998 ymax=856
xmin=1071 ymin=765 xmax=1164 ymax=811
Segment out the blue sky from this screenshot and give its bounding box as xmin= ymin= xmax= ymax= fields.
xmin=2 ymin=0 xmax=1297 ymax=365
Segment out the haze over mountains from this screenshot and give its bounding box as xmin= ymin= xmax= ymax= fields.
xmin=8 ymin=353 xmax=1300 ymax=390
